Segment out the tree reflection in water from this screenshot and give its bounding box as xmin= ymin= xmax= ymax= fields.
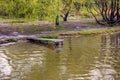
xmin=1 ymin=33 xmax=120 ymax=80
xmin=88 ymin=33 xmax=120 ymax=80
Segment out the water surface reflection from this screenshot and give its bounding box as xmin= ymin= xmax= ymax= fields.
xmin=0 ymin=33 xmax=120 ymax=80
xmin=0 ymin=49 xmax=12 ymax=79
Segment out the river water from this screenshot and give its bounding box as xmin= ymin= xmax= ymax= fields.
xmin=0 ymin=33 xmax=120 ymax=80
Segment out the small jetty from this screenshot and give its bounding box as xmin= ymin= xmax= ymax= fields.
xmin=27 ymin=38 xmax=64 ymax=46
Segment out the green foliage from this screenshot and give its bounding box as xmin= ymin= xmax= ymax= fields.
xmin=41 ymin=28 xmax=117 ymax=38
xmin=0 ymin=0 xmax=38 ymax=18
xmin=79 ymin=28 xmax=115 ymax=35
xmin=0 ymin=0 xmax=93 ymax=22
xmin=0 ymin=0 xmax=60 ymax=21
xmin=61 ymin=28 xmax=116 ymax=36
xmin=38 ymin=0 xmax=60 ymax=21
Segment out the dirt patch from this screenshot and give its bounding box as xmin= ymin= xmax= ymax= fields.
xmin=60 ymin=21 xmax=107 ymax=30
xmin=0 ymin=19 xmax=120 ymax=45
xmin=0 ymin=19 xmax=108 ymax=34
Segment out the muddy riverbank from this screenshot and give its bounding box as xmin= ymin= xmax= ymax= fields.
xmin=0 ymin=20 xmax=120 ymax=45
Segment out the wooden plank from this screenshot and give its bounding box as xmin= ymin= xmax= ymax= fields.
xmin=28 ymin=38 xmax=64 ymax=43
xmin=35 ymin=38 xmax=64 ymax=42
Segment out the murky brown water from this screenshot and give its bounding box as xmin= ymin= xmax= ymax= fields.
xmin=0 ymin=33 xmax=120 ymax=80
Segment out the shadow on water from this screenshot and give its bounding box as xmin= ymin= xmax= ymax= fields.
xmin=0 ymin=33 xmax=120 ymax=80
xmin=27 ymin=41 xmax=64 ymax=53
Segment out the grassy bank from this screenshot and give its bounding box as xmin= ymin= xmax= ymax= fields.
xmin=42 ymin=27 xmax=120 ymax=38
xmin=1 ymin=18 xmax=120 ymax=38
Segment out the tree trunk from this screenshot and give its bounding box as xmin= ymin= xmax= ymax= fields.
xmin=86 ymin=0 xmax=120 ymax=26
xmin=63 ymin=11 xmax=69 ymax=21
xmin=55 ymin=15 xmax=59 ymax=25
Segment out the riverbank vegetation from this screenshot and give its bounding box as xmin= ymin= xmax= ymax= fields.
xmin=0 ymin=0 xmax=120 ymax=24
xmin=0 ymin=0 xmax=120 ymax=38
xmin=42 ymin=27 xmax=120 ymax=38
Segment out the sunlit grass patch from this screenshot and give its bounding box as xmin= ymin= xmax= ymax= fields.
xmin=79 ymin=28 xmax=116 ymax=35
xmin=58 ymin=28 xmax=118 ymax=37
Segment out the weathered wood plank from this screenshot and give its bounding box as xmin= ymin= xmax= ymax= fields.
xmin=27 ymin=38 xmax=64 ymax=45
xmin=35 ymin=38 xmax=64 ymax=42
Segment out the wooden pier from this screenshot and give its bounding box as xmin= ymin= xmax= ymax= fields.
xmin=27 ymin=38 xmax=64 ymax=46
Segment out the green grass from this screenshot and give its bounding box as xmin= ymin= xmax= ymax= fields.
xmin=15 ymin=26 xmax=55 ymax=34
xmin=42 ymin=28 xmax=118 ymax=38
xmin=79 ymin=28 xmax=116 ymax=35
xmin=0 ymin=16 xmax=37 ymax=22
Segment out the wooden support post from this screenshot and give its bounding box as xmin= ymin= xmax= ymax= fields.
xmin=55 ymin=42 xmax=59 ymax=46
xmin=61 ymin=42 xmax=63 ymax=45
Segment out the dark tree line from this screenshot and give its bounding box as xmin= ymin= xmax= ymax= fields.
xmin=86 ymin=0 xmax=120 ymax=26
